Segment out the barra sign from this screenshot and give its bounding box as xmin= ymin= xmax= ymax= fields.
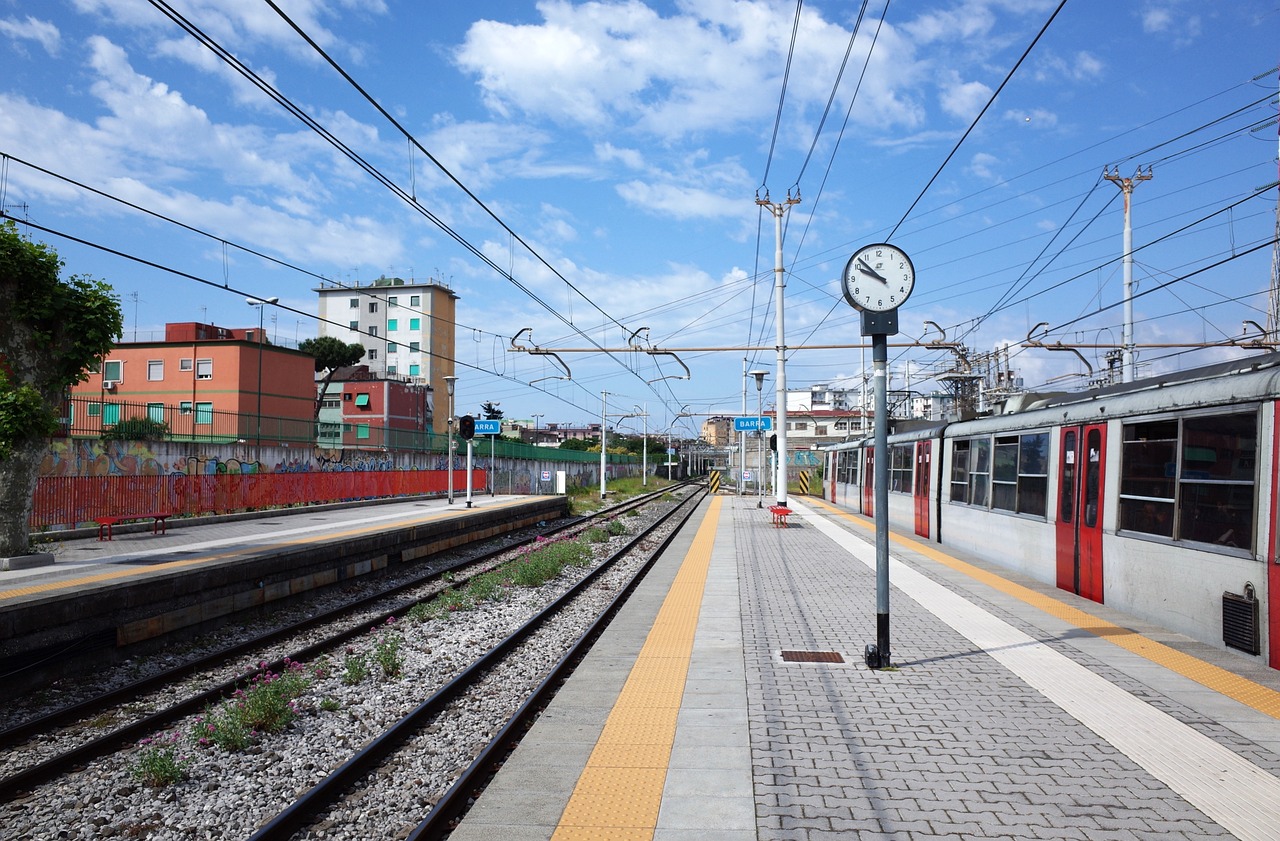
xmin=733 ymin=416 xmax=772 ymax=432
xmin=473 ymin=419 xmax=502 ymax=436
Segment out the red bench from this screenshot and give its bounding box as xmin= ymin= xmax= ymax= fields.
xmin=769 ymin=506 xmax=793 ymax=527
xmin=95 ymin=516 xmax=121 ymax=541
xmin=94 ymin=512 xmax=172 ymax=540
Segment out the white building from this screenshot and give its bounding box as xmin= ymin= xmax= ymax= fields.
xmin=315 ymin=276 xmax=457 ymax=434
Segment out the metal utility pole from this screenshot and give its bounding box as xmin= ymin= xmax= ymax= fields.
xmin=1104 ymin=166 xmax=1153 ymax=383
xmin=600 ymin=391 xmax=609 ymax=500
xmin=756 ymin=189 xmax=801 ymax=506
xmin=739 ymin=357 xmax=747 ymax=495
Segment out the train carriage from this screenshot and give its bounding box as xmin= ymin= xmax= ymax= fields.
xmin=824 ymin=353 xmax=1280 ymax=670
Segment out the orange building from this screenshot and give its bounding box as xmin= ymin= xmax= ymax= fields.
xmin=317 ymin=366 xmax=433 ymax=450
xmin=67 ymin=322 xmax=318 ymax=446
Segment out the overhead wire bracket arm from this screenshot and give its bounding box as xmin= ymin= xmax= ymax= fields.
xmin=645 ymin=350 xmax=691 ymax=384
xmin=1237 ymin=321 xmax=1272 ymax=349
xmin=922 ymin=321 xmax=953 ymax=349
xmin=1024 ymin=321 xmax=1095 ymax=373
xmin=509 ymin=327 xmax=572 ymax=384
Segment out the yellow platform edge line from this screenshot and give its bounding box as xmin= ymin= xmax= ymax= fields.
xmin=551 ymin=496 xmax=722 ymax=841
xmin=809 ymin=497 xmax=1280 ymax=720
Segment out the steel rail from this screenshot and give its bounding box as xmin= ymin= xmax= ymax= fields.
xmin=0 ymin=483 xmax=691 ymax=798
xmin=247 ymin=486 xmax=708 ymax=840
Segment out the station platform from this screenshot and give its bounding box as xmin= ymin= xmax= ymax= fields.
xmin=451 ymin=494 xmax=1280 ymax=841
xmin=0 ymin=494 xmax=558 ymax=603
xmin=0 ymin=494 xmax=566 ymax=696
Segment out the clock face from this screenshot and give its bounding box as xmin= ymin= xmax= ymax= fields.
xmin=842 ymin=244 xmax=915 ymax=312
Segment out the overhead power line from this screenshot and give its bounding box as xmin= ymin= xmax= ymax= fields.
xmin=887 ymin=0 xmax=1069 ymax=240
xmin=144 ymin=0 xmax=677 ymax=409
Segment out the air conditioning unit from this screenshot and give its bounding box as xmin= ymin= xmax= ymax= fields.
xmin=102 ymin=380 xmax=118 ymax=390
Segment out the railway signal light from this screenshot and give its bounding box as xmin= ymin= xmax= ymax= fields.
xmin=459 ymin=414 xmax=475 ymax=440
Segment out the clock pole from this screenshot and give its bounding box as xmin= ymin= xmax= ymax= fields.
xmin=869 ymin=319 xmax=892 ymax=669
xmin=842 ymin=243 xmax=915 ymax=671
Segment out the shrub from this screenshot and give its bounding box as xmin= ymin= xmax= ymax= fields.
xmin=131 ymin=732 xmax=191 ymax=787
xmin=342 ymin=651 xmax=369 ymax=686
xmin=193 ymin=660 xmax=309 ymax=751
xmin=372 ymin=630 xmax=403 ymax=678
xmin=468 ymin=571 xmax=507 ymax=603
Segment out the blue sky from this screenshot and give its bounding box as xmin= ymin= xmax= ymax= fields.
xmin=1 ymin=0 xmax=1277 ymax=436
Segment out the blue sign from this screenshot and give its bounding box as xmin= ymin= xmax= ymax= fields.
xmin=473 ymin=419 xmax=502 ymax=436
xmin=733 ymin=416 xmax=773 ymax=432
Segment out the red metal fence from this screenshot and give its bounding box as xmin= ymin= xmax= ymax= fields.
xmin=31 ymin=470 xmax=485 ymax=529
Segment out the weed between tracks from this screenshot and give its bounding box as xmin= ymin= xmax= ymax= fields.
xmin=128 ymin=526 xmax=623 ymax=787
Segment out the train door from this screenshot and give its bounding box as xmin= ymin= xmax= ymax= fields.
xmin=862 ymin=447 xmax=874 ymax=517
xmin=913 ymin=440 xmax=932 ymax=538
xmin=1055 ymin=424 xmax=1107 ymax=603
xmin=1269 ymin=402 xmax=1280 ymax=670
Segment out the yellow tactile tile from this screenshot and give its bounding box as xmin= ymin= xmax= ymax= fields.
xmin=551 ymin=496 xmax=722 ymax=841
xmin=814 ymin=498 xmax=1280 ymax=720
xmin=584 ymin=742 xmax=675 ymax=768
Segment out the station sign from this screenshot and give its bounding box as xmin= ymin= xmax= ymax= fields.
xmin=473 ymin=419 xmax=502 ymax=436
xmin=733 ymin=416 xmax=773 ymax=432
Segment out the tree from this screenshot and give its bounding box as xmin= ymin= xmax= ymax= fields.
xmin=479 ymin=401 xmax=504 ymax=420
xmin=559 ymin=437 xmax=597 ymax=452
xmin=0 ymin=222 xmax=122 ymax=556
xmin=297 ymin=336 xmax=366 ymax=420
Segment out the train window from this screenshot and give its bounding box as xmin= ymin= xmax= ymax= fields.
xmin=986 ymin=433 xmax=1048 ymax=516
xmin=1178 ymin=413 xmax=1256 ymax=548
xmin=837 ymin=450 xmax=860 ymax=486
xmin=1060 ymin=430 xmax=1077 ymax=523
xmin=970 ymin=438 xmax=990 ymax=507
xmin=992 ymin=437 xmax=1018 ymax=511
xmin=890 ymin=444 xmax=913 ymax=493
xmin=1084 ymin=429 xmax=1101 ymax=528
xmin=950 ymin=440 xmax=970 ymax=503
xmin=950 ymin=438 xmax=992 ymax=506
xmin=1017 ymin=433 xmax=1050 ymax=516
xmin=1118 ymin=412 xmax=1256 ymax=549
xmin=1119 ymin=420 xmax=1176 ymax=537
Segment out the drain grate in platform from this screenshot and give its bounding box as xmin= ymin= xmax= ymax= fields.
xmin=780 ymin=650 xmax=845 ymax=663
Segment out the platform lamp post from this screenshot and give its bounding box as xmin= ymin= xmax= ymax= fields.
xmin=749 ymin=370 xmax=768 ymax=507
xmin=245 ymin=296 xmax=279 ymax=449
xmin=444 ymin=375 xmax=457 ymax=504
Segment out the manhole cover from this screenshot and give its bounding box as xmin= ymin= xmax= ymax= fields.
xmin=780 ymin=650 xmax=844 ymax=663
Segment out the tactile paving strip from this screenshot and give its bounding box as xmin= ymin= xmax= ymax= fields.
xmin=551 ymin=496 xmax=722 ymax=841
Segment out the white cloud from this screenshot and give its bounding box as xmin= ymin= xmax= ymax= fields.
xmin=901 ymin=2 xmax=997 ymax=44
xmin=1034 ymin=50 xmax=1105 ymax=83
xmin=969 ymin=152 xmax=1001 ymax=183
xmin=595 ymin=143 xmax=647 ymax=172
xmin=615 ymin=180 xmax=743 ymax=220
xmin=454 ymin=0 xmax=923 ymax=141
xmin=0 ymin=15 xmax=61 ymax=55
xmin=938 ymin=70 xmax=993 ymax=121
xmin=1140 ymin=2 xmax=1201 ymax=42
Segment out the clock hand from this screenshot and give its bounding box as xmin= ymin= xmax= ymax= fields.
xmin=856 ymin=258 xmax=888 ymax=283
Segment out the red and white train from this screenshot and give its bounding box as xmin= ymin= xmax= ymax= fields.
xmin=822 ymin=353 xmax=1280 ymax=669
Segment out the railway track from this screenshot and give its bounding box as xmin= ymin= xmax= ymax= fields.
xmin=1 ymin=484 xmax=704 ymax=839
